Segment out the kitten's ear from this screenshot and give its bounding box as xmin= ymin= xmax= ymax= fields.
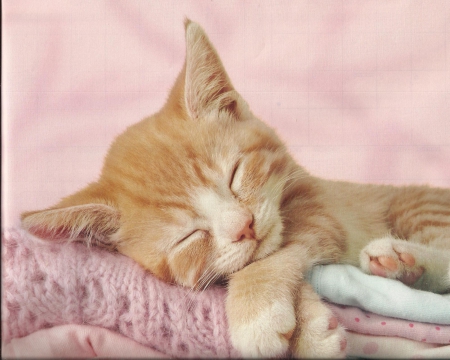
xmin=183 ymin=19 xmax=241 ymax=119
xmin=21 ymin=185 xmax=121 ymax=250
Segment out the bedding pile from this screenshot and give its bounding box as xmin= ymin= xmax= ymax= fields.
xmin=2 ymin=228 xmax=450 ymax=358
xmin=308 ymin=265 xmax=450 ymax=358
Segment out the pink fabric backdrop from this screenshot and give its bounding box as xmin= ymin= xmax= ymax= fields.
xmin=3 ymin=0 xmax=450 ymax=228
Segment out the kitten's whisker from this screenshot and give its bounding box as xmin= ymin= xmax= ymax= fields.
xmin=201 ymin=272 xmax=221 ymax=293
xmin=195 ymin=263 xmax=216 ymax=286
xmin=191 ymin=262 xmax=219 ymax=298
xmin=183 ymin=266 xmax=215 ymax=307
xmin=198 ymin=269 xmax=217 ymax=290
xmin=183 ymin=264 xmax=213 ymax=309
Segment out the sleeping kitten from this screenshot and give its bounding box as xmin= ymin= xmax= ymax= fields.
xmin=21 ymin=20 xmax=450 ymax=358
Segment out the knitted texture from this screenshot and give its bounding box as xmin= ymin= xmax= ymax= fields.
xmin=2 ymin=228 xmax=240 ymax=358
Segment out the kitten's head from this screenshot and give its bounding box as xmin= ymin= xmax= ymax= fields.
xmin=21 ymin=20 xmax=304 ymax=288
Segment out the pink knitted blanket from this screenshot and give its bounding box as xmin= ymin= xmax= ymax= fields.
xmin=2 ymin=228 xmax=239 ymax=358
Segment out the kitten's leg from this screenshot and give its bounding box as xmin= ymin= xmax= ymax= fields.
xmin=291 ymin=282 xmax=346 ymax=358
xmin=387 ymin=187 xmax=450 ymax=252
xmin=227 ymin=241 xmax=346 ymax=358
xmin=365 ymin=186 xmax=450 ymax=292
xmin=226 ymin=245 xmax=299 ymax=358
xmin=360 ymin=236 xmax=450 ymax=293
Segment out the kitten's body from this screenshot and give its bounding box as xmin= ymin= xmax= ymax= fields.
xmin=22 ymin=20 xmax=450 ymax=358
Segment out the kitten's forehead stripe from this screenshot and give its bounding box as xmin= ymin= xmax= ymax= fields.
xmin=156 ymin=200 xmax=197 ymax=218
xmin=191 ymin=161 xmax=211 ymax=187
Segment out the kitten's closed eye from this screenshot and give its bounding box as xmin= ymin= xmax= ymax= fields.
xmin=231 ymin=159 xmax=248 ymax=196
xmin=176 ymin=230 xmax=197 ymax=245
xmin=229 ymin=161 xmax=240 ymax=189
xmin=176 ymin=229 xmax=206 ymax=246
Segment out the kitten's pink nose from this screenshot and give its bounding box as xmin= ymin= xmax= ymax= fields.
xmin=233 ymin=215 xmax=255 ymax=242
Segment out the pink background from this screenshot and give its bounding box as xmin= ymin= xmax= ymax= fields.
xmin=3 ymin=0 xmax=450 ymax=228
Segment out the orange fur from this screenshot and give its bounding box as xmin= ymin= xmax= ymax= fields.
xmin=21 ymin=19 xmax=450 ymax=358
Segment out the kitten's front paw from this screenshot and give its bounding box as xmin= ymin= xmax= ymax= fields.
xmin=292 ymin=284 xmax=347 ymax=358
xmin=229 ymin=300 xmax=296 ymax=358
xmin=360 ymin=237 xmax=424 ymax=285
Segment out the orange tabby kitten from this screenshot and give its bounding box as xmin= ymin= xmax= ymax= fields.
xmin=22 ymin=20 xmax=450 ymax=358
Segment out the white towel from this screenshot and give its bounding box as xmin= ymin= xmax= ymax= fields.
xmin=307 ymin=264 xmax=450 ymax=325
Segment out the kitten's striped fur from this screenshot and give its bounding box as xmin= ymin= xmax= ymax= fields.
xmin=22 ymin=20 xmax=449 ymax=358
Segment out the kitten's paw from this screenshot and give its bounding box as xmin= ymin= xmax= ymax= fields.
xmin=360 ymin=237 xmax=424 ymax=285
xmin=230 ymin=300 xmax=296 ymax=358
xmin=292 ymin=288 xmax=346 ymax=358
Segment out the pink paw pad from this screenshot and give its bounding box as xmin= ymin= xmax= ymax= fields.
xmin=328 ymin=316 xmax=347 ymax=352
xmin=369 ymin=252 xmax=424 ymax=285
xmin=340 ymin=338 xmax=347 ymax=351
xmin=328 ymin=316 xmax=338 ymax=330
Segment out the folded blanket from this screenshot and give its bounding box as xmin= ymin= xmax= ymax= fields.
xmin=328 ymin=304 xmax=450 ymax=345
xmin=2 ymin=324 xmax=168 ymax=358
xmin=346 ymin=332 xmax=450 ymax=359
xmin=308 ymin=264 xmax=450 ymax=325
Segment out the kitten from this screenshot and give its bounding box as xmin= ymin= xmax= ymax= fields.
xmin=21 ymin=19 xmax=450 ymax=358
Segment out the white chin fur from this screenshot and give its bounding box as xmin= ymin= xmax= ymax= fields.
xmin=252 ymin=221 xmax=284 ymax=261
xmin=251 ymin=199 xmax=284 ymax=261
xmin=213 ymin=240 xmax=257 ymax=275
